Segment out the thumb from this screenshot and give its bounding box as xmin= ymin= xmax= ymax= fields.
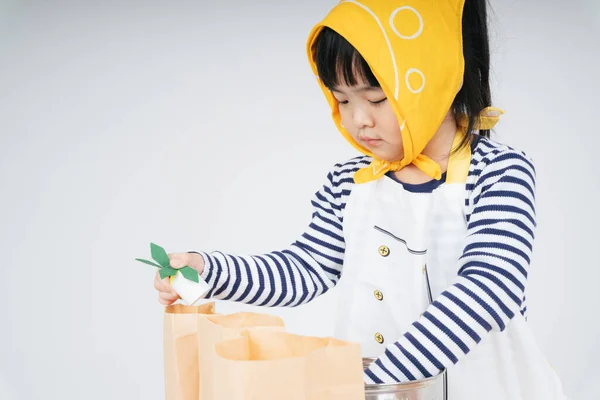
xmin=167 ymin=253 xmax=191 ymax=269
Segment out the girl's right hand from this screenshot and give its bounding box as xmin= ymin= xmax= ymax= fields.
xmin=153 ymin=252 xmax=206 ymax=306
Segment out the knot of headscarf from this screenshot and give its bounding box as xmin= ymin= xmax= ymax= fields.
xmin=353 ymin=107 xmax=504 ymax=184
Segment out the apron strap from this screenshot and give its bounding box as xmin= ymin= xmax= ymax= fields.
xmin=445 ymin=130 xmax=472 ymax=184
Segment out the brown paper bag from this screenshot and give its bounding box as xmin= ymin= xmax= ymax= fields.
xmin=212 ymin=330 xmax=365 ymax=399
xmin=197 ymin=312 xmax=285 ymax=400
xmin=163 ymin=302 xmax=216 ymax=400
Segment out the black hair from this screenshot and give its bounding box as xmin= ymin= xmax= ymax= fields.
xmin=313 ymin=0 xmax=493 ymax=150
xmin=313 ymin=26 xmax=380 ymax=89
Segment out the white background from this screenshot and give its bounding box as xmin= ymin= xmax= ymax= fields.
xmin=1 ymin=0 xmax=598 ymax=398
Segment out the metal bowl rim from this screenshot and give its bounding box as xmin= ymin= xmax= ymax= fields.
xmin=363 ymin=358 xmax=443 ymax=389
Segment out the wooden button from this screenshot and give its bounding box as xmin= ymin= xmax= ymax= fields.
xmin=378 ymin=245 xmax=390 ymax=257
xmin=374 ymin=332 xmax=384 ymax=344
xmin=374 ymin=290 xmax=383 ymax=301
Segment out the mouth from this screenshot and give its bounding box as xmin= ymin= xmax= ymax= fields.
xmin=359 ymin=136 xmax=382 ymax=146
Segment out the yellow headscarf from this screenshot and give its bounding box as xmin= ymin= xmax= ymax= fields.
xmin=306 ymin=0 xmax=502 ymax=184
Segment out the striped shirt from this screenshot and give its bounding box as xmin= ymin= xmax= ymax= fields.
xmin=194 ymin=135 xmax=536 ymax=384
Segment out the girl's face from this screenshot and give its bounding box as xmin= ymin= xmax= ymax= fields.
xmin=331 ymin=77 xmax=403 ymax=162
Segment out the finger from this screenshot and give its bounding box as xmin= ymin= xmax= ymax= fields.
xmin=158 ymin=296 xmax=174 ymax=306
xmin=154 ymin=272 xmax=164 ymax=291
xmin=160 ymin=276 xmax=178 ymax=296
xmin=162 ymin=279 xmax=179 ymax=299
xmin=154 ymin=272 xmax=170 ymax=292
xmin=159 ymin=291 xmax=179 ymax=303
xmin=154 ymin=273 xmax=175 ymax=296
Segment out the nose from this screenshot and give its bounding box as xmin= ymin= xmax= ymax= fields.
xmin=352 ymin=105 xmax=375 ymax=129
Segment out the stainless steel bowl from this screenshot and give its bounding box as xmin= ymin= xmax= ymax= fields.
xmin=363 ymin=358 xmax=444 ymax=400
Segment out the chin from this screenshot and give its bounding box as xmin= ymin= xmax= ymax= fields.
xmin=372 ymin=150 xmax=403 ymax=162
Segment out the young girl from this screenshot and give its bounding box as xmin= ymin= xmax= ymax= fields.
xmin=155 ymin=1 xmax=566 ymax=398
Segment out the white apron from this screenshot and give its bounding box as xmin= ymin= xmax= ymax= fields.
xmin=334 ymin=139 xmax=566 ymax=399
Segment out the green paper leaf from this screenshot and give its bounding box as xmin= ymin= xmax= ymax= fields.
xmin=151 ymin=242 xmax=170 ymax=268
xmin=179 ymin=266 xmax=199 ymax=283
xmin=135 ymin=258 xmax=162 ymax=268
xmin=159 ymin=266 xmax=178 ymax=280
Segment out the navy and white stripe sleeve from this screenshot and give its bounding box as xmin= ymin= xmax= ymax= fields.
xmin=364 ymin=147 xmax=537 ymax=384
xmin=191 ymin=158 xmax=365 ymax=307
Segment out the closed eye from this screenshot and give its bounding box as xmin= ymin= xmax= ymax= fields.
xmin=369 ymin=98 xmax=387 ymax=105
